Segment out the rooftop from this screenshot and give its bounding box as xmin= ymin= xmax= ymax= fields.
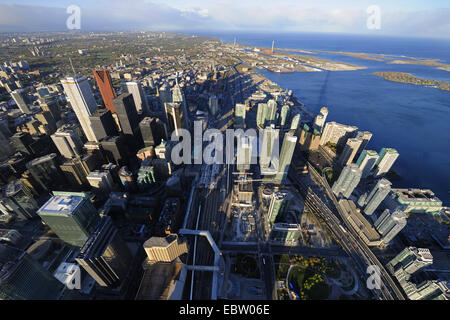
xmin=37 ymin=195 xmax=85 ymax=216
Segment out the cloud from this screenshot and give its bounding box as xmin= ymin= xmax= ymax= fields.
xmin=0 ymin=1 xmax=448 ymax=38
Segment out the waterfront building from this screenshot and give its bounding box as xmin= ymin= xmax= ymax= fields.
xmin=320 ymin=121 xmax=358 ymax=147
xmin=354 ymin=131 xmax=372 ymax=157
xmin=280 ymin=105 xmax=290 ymax=128
xmin=332 ymin=164 xmax=362 ymax=199
xmin=234 ymin=103 xmax=246 ymax=129
xmin=375 ymin=209 xmax=407 ymax=244
xmin=383 ymin=188 xmax=443 ymax=214
xmin=363 ymin=178 xmax=392 ymax=215
xmin=338 ymin=137 xmax=363 ymax=166
xmin=356 ymin=150 xmax=379 ymax=178
xmin=374 ymin=148 xmax=399 ymax=177
xmin=290 ymin=113 xmax=301 ymax=130
xmin=313 ymin=107 xmax=328 ymax=132
xmin=267 ymin=191 xmax=290 ymax=225
xmin=274 ymin=131 xmax=297 ymax=183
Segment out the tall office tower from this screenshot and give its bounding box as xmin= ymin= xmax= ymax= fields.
xmin=11 ymin=89 xmax=32 ymax=114
xmin=332 ymin=164 xmax=362 ymax=199
xmin=164 ymin=102 xmax=187 ymax=137
xmin=11 ymin=132 xmax=34 ymax=156
xmin=87 ymin=171 xmax=114 ymax=193
xmin=0 ymin=180 xmax=39 ymax=220
xmin=76 ymin=216 xmax=132 ymax=287
xmin=158 ymin=84 xmax=172 ymax=109
xmin=112 ymin=93 xmax=143 ymax=149
xmin=375 ymin=209 xmax=407 ymax=244
xmin=171 ymin=83 xmax=189 ymax=127
xmin=267 ymin=191 xmax=290 ymax=225
xmin=89 ymin=109 xmax=119 ymax=141
xmin=363 ymin=178 xmax=392 ymax=215
xmin=313 ymin=106 xmax=328 ymax=132
xmin=60 ymin=154 xmax=97 ymax=188
xmin=39 ymin=95 xmax=60 ymax=121
xmin=408 ymin=281 xmax=449 ymax=300
xmin=26 ymin=153 xmax=66 ymax=192
xmin=354 ymin=131 xmax=372 ymax=156
xmin=139 ymin=117 xmax=167 ymax=148
xmin=35 ymin=111 xmax=57 ymax=135
xmin=290 ymin=113 xmax=301 ymax=130
xmin=0 ymin=244 xmax=64 ymax=300
xmin=143 ymin=234 xmax=188 ymax=263
xmin=234 ymin=103 xmax=246 ymax=129
xmin=260 ymin=126 xmax=279 ymax=170
xmin=93 ymin=70 xmax=116 ymax=113
xmin=61 ymin=76 xmax=98 ymax=142
xmin=237 ymin=136 xmax=252 ymax=172
xmin=51 ymin=128 xmax=83 ymax=159
xmin=280 ymin=105 xmax=290 ymax=128
xmin=356 ymin=150 xmax=379 ymax=178
xmin=256 ymin=103 xmax=267 ymax=128
xmin=375 ymin=148 xmax=399 ymax=177
xmin=125 ymin=81 xmax=149 ymax=114
xmin=338 ymin=137 xmax=364 ymax=166
xmin=274 ymin=132 xmax=298 ymax=183
xmin=208 ymin=95 xmax=219 ymax=116
xmin=100 ymin=135 xmax=128 ymax=166
xmin=320 ymin=121 xmax=358 ymax=147
xmin=136 ymin=161 xmax=156 ymax=191
xmin=265 ymin=99 xmax=277 ymax=127
xmin=0 ymin=130 xmax=14 ymax=161
xmin=37 ymin=192 xmax=100 ymax=247
xmin=388 ymin=247 xmax=433 ymax=276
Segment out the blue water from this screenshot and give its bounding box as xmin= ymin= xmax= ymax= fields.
xmin=194 ymin=31 xmax=450 ymax=204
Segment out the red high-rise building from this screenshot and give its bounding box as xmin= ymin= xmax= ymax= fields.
xmin=93 ymin=70 xmax=116 ymax=113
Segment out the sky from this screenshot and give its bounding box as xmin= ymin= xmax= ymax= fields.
xmin=0 ymin=0 xmax=449 ymax=39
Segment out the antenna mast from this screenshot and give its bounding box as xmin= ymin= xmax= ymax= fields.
xmin=69 ymin=57 xmax=76 ymax=75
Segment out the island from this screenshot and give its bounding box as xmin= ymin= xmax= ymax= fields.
xmin=372 ymin=72 xmax=450 ymax=92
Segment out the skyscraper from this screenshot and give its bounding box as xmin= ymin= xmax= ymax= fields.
xmin=363 ymin=178 xmax=392 ymax=215
xmin=164 ymin=102 xmax=187 ymax=137
xmin=51 ymin=128 xmax=83 ymax=159
xmin=37 ymin=192 xmax=100 ymax=247
xmin=139 ymin=117 xmax=167 ymax=148
xmin=208 ymin=95 xmax=219 ymax=116
xmin=290 ymin=113 xmax=301 ymax=130
xmin=171 ymin=83 xmax=189 ymax=127
xmin=126 ymin=81 xmax=149 ymax=114
xmin=0 ymin=244 xmax=64 ymax=300
xmin=338 ymin=137 xmax=363 ymax=166
xmin=39 ymin=95 xmax=61 ymax=121
xmin=0 ymin=179 xmax=39 ymax=220
xmin=356 ymin=150 xmax=379 ymax=178
xmin=76 ymin=216 xmax=132 ymax=288
xmin=11 ymin=89 xmax=32 ymax=114
xmin=100 ymin=135 xmax=129 ymax=166
xmin=275 ymin=131 xmax=297 ymax=183
xmin=93 ymin=70 xmax=116 ymax=113
xmin=320 ymin=121 xmax=358 ymax=147
xmin=388 ymin=247 xmax=433 ymax=276
xmin=354 ymin=131 xmax=372 ymax=157
xmin=26 ymin=153 xmax=66 ymax=192
xmin=332 ymin=164 xmax=362 ymax=198
xmin=237 ymin=136 xmax=252 ymax=172
xmin=313 ymin=106 xmax=328 ymax=132
xmin=256 ymin=103 xmax=267 ymax=128
xmin=61 ymin=76 xmax=98 ymax=142
xmin=375 ymin=148 xmax=399 ymax=177
xmin=267 ymin=191 xmax=290 ymax=225
xmin=259 ymin=126 xmax=279 ymax=171
xmin=113 ymin=93 xmax=143 ymax=149
xmin=89 ymin=109 xmax=119 ymax=141
xmin=143 ymin=234 xmax=188 ymax=263
xmin=375 ymin=209 xmax=407 ymax=244
xmin=264 ymin=100 xmax=277 ymax=127
xmin=234 ymin=103 xmax=246 ymax=129
xmin=280 ymin=105 xmax=290 ymax=129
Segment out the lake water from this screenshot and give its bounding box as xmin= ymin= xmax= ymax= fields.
xmin=192 ymin=31 xmax=450 ymax=205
